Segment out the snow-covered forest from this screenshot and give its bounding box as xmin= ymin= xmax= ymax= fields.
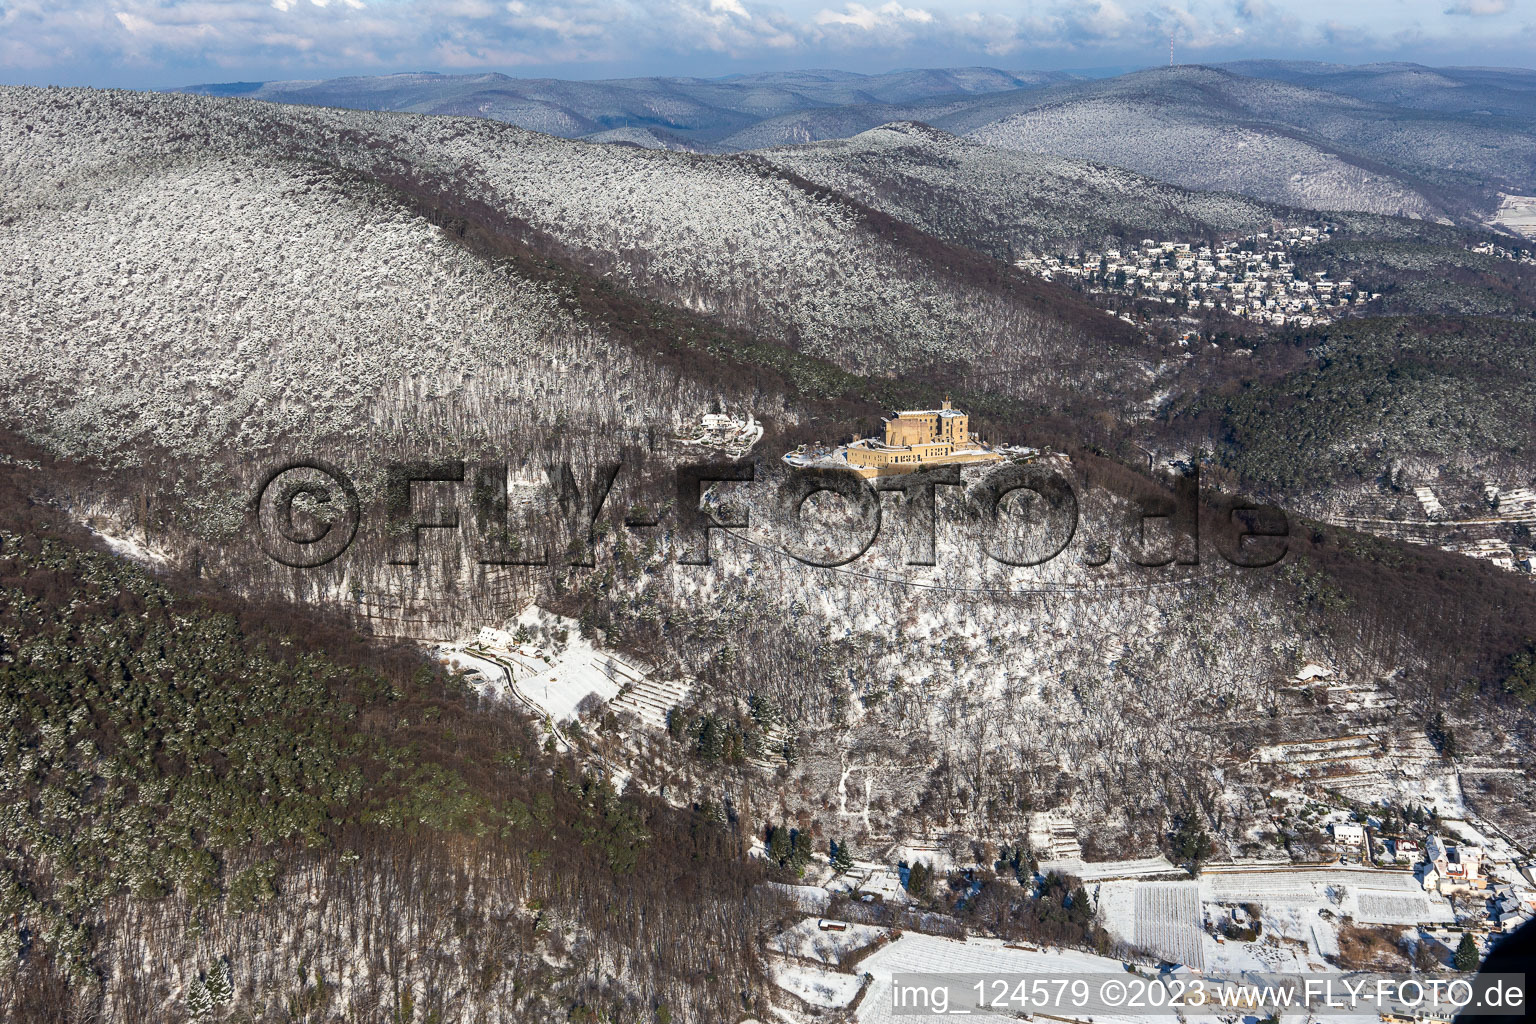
xmin=759 ymin=121 xmax=1283 ymax=258
xmin=1 ymin=81 xmax=1534 ymax=1024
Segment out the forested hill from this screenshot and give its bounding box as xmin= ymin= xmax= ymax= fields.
xmin=0 ymin=446 xmax=768 ymax=1023
xmin=3 ymin=83 xmax=1535 ymax=926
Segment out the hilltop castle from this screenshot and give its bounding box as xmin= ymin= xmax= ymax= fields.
xmin=840 ymin=397 xmax=1003 ymax=479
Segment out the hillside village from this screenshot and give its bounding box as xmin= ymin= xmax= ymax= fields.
xmin=433 ymin=612 xmax=1536 ymax=1020
xmin=1468 ymin=239 xmax=1536 ymax=264
xmin=755 ymin=762 xmax=1536 ymax=1019
xmin=1015 ymin=224 xmax=1377 ymax=330
xmin=755 ymin=819 xmax=1536 ymax=1020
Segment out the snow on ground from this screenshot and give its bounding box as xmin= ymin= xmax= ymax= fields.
xmin=892 ymin=840 xmax=961 ymax=872
xmin=854 ymin=928 xmax=1430 ymax=1024
xmin=1201 ymin=864 xmax=1434 ymax=903
xmin=440 ymin=607 xmax=655 ymax=725
xmin=1133 ymin=882 xmax=1204 ymax=969
xmin=1201 ymin=864 xmax=1452 ymax=965
xmin=1092 ymin=879 xmax=1141 ymax=945
xmin=85 ymin=522 xmax=169 ymax=565
xmin=1442 ymin=818 xmax=1494 ymax=847
xmin=439 ymin=649 xmax=515 ymax=701
xmin=1041 ymin=854 xmax=1185 ymax=881
xmin=770 ymin=916 xmax=887 ymax=965
xmin=442 ymin=607 xmax=695 ymax=755
xmin=830 ymin=861 xmax=910 ymax=904
xmin=855 ymin=933 xmax=1154 ymax=1024
xmin=1352 ymin=890 xmax=1452 ymax=926
xmin=1097 ymin=864 xmax=1452 ymax=975
xmin=1246 ymin=900 xmax=1337 ymax=970
xmin=497 ymin=606 xmax=627 ymax=723
xmin=763 ymin=882 xmax=834 ymax=913
xmin=1491 ymin=192 xmax=1536 ymax=240
xmin=770 ymin=961 xmax=864 ymax=1009
xmin=1381 ymin=770 xmax=1471 ymax=819
xmin=1438 ymin=817 xmax=1529 ymax=872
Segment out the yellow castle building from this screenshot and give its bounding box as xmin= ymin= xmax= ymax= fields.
xmin=841 ymin=397 xmax=1003 ymax=478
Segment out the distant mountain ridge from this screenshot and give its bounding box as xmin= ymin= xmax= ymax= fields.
xmin=173 ymin=62 xmax=1536 ymax=226
xmin=174 ymin=67 xmax=1072 ymax=149
xmin=1215 ymin=60 xmax=1536 ymax=120
xmin=733 ymin=64 xmax=1536 ymax=223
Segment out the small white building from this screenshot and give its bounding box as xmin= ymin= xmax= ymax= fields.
xmin=1332 ymin=822 xmax=1367 ymax=845
xmin=1497 ymin=909 xmax=1532 ymax=932
xmin=475 ymin=627 xmax=518 ymax=650
xmin=1296 ymin=662 xmax=1333 ymax=683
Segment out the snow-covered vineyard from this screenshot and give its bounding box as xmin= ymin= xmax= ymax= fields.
xmin=1322 ymin=481 xmax=1536 ymax=576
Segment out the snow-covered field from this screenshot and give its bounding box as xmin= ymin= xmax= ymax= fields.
xmin=770 ymin=917 xmax=887 ymax=965
xmin=851 ymin=919 xmax=1446 ymax=1023
xmin=770 ymin=961 xmax=864 ymax=1009
xmin=1353 ymin=891 xmax=1447 ymax=926
xmin=495 ymin=608 xmax=629 ymax=723
xmin=1093 ymin=863 xmax=1454 ymax=977
xmin=1132 ymin=882 xmax=1204 ymax=969
xmin=1492 ymin=193 xmax=1536 ymax=240
xmin=1205 ymin=865 xmax=1451 ymax=963
xmin=855 ymin=933 xmax=1152 ymax=1024
xmin=1201 ymin=864 xmax=1429 ymax=902
xmin=1041 ymin=855 xmax=1183 ymax=882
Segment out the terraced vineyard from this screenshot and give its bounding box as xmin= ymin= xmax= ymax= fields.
xmin=1132 ymin=883 xmax=1205 ymax=969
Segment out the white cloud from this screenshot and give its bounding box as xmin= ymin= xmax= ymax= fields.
xmin=663 ymin=0 xmax=802 ymax=53
xmin=710 ymin=0 xmax=752 ymax=19
xmin=112 ymin=6 xmax=221 ymax=45
xmin=0 ymin=0 xmax=1531 ymax=82
xmin=1064 ymin=0 xmax=1133 ymax=39
xmin=815 ymin=2 xmax=933 ymax=30
xmin=115 ymin=11 xmax=155 ymax=32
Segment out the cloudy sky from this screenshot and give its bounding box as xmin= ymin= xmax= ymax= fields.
xmin=1 ymin=0 xmax=1531 ymax=88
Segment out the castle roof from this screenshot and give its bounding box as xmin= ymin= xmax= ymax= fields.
xmin=891 ymin=408 xmax=966 ymax=419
